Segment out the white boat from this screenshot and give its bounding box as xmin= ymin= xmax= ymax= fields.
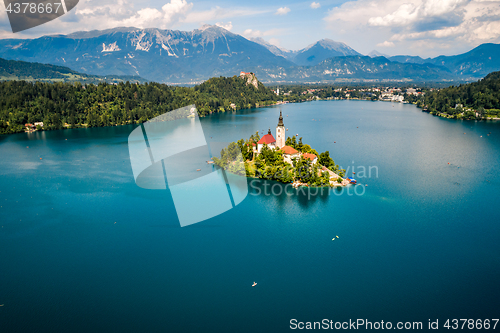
xmin=252 ymin=282 xmax=257 ymax=287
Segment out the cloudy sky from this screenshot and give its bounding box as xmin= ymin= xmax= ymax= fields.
xmin=1 ymin=0 xmax=499 ymax=57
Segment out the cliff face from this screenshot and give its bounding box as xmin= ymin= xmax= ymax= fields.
xmin=240 ymin=72 xmax=259 ymax=89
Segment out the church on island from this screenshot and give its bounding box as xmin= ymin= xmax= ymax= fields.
xmin=254 ymin=111 xmax=318 ymax=165
xmin=214 ymin=110 xmax=352 ymax=187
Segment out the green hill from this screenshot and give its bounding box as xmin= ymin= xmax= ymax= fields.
xmin=0 ymin=74 xmax=277 ymax=134
xmin=0 ymin=57 xmax=146 ymax=84
xmin=420 ymin=71 xmax=500 ymax=118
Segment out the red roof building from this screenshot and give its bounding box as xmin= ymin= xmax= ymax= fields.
xmin=280 ymin=145 xmax=298 ymax=155
xmin=257 ymin=134 xmax=276 ymax=145
xmin=302 ymin=153 xmax=318 ymax=163
xmin=257 ymin=129 xmax=277 ymax=153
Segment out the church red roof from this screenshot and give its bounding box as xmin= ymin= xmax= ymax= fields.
xmin=303 ymin=153 xmax=317 ymax=161
xmin=280 ymin=145 xmax=298 ymax=155
xmin=257 ymin=134 xmax=276 ymax=145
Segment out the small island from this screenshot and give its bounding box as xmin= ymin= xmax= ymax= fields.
xmin=214 ymin=111 xmax=354 ymax=188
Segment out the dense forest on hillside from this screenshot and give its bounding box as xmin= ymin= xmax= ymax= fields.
xmin=415 ymin=71 xmax=500 ymax=118
xmin=0 ymin=58 xmax=78 ymax=79
xmin=0 ymin=57 xmax=145 ymax=84
xmin=0 ymin=76 xmax=277 ymax=134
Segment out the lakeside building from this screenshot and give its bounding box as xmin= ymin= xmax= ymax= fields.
xmin=276 ymin=111 xmax=285 ymax=149
xmin=302 ymin=153 xmax=318 ymax=165
xmin=281 ymin=145 xmax=299 ymax=163
xmin=257 ymin=129 xmax=277 ymax=152
xmin=256 ymin=111 xmax=286 ymax=153
xmin=254 ymin=112 xmax=318 ymax=165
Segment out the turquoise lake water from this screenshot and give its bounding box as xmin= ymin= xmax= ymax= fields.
xmin=0 ymin=100 xmax=499 ymax=332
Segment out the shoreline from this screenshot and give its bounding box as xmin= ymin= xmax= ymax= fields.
xmin=9 ymin=98 xmax=493 ymax=137
xmin=244 ymin=176 xmax=356 ymax=189
xmin=2 ymin=98 xmax=391 ymax=136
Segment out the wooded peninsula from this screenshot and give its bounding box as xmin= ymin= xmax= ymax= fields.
xmin=1 ymin=71 xmax=500 ymax=135
xmin=0 ymin=74 xmax=277 ymax=134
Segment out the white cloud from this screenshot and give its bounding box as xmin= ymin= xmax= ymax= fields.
xmin=368 ymin=3 xmax=419 ymax=27
xmin=182 ymin=6 xmax=267 ymax=24
xmin=85 ymin=0 xmax=194 ymax=29
xmin=120 ymin=8 xmax=163 ymax=27
xmin=161 ymin=0 xmax=193 ymax=22
xmin=325 ymin=0 xmax=397 ymax=25
xmin=268 ymin=38 xmax=281 ymax=46
xmin=242 ymin=28 xmax=286 ymax=38
xmin=311 ymin=2 xmax=321 ymax=9
xmin=0 ymin=0 xmax=266 ymax=39
xmin=368 ymin=0 xmax=468 ymax=29
xmin=243 ymin=29 xmax=263 ymax=38
xmin=215 ymin=21 xmax=233 ymax=31
xmin=63 ymin=0 xmax=193 ymax=31
xmin=377 ymin=41 xmax=395 ymax=47
xmin=275 ymin=7 xmax=291 ymax=15
xmin=471 ymin=21 xmax=500 ymax=40
xmin=324 ymin=0 xmax=500 ymax=56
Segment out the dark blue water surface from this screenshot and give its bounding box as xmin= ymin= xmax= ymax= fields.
xmin=1 ymin=100 xmax=499 ymax=332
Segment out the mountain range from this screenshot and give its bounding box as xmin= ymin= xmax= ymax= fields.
xmin=386 ymin=43 xmax=500 ymax=78
xmin=0 ymin=57 xmax=145 ymax=83
xmin=257 ymin=55 xmax=456 ymax=82
xmin=0 ymin=25 xmax=499 ymax=84
xmin=251 ymin=37 xmax=361 ymax=66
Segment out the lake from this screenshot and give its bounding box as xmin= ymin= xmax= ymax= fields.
xmin=0 ymin=100 xmax=499 ymax=332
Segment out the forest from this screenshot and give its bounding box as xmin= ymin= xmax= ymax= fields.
xmin=3 ymin=70 xmax=500 ymax=135
xmin=0 ymin=75 xmax=278 ymax=134
xmin=0 ymin=57 xmax=145 ymax=84
xmin=413 ymin=71 xmax=500 ymax=119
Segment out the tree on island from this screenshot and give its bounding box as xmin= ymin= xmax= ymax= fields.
xmin=297 ymin=137 xmax=303 ymax=152
xmin=290 ymin=136 xmax=297 ymax=148
xmin=319 ymin=151 xmax=335 ymax=170
xmin=214 ymin=132 xmax=346 ymax=187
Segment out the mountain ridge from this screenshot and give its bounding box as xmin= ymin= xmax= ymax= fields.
xmin=0 ymin=57 xmax=146 ymax=83
xmin=0 ymin=26 xmax=498 ymax=83
xmin=291 ymin=39 xmax=361 ymax=66
xmin=253 ymin=55 xmax=456 ymax=83
xmin=0 ymin=25 xmax=294 ymax=83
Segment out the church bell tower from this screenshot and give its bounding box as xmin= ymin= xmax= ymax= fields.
xmin=276 ymin=110 xmax=285 ymax=149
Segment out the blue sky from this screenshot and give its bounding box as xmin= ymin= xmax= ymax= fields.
xmin=1 ymin=0 xmax=499 ymax=57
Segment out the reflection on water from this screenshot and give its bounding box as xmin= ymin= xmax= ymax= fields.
xmin=0 ymin=101 xmax=499 ymax=332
